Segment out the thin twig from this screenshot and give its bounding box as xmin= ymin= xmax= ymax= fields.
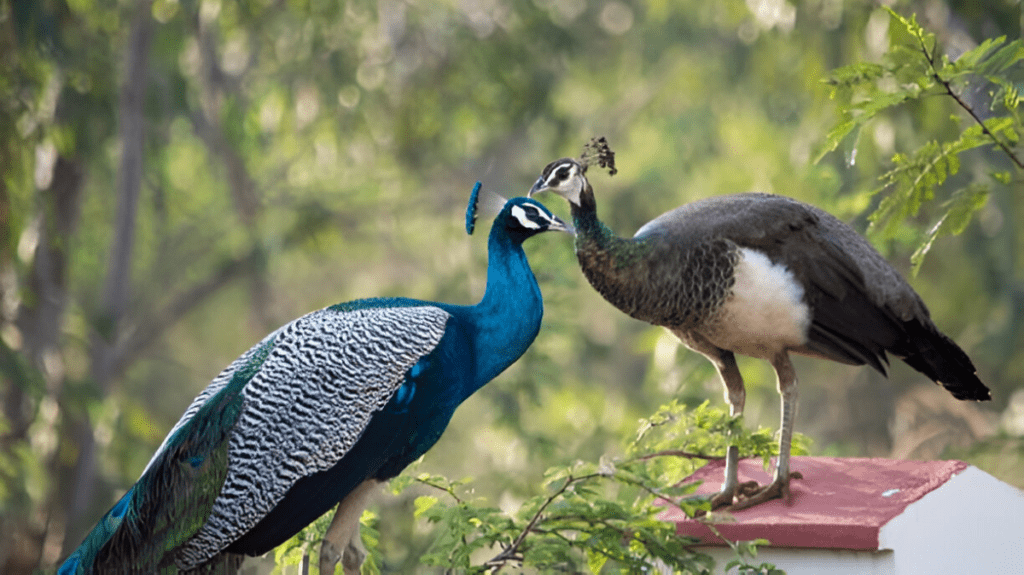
xmin=940 ymin=82 xmax=1024 ymax=169
xmin=414 ymin=476 xmax=465 ymax=504
xmin=629 ymin=449 xmax=726 ymax=462
xmin=916 ymin=29 xmax=1024 ymax=170
xmin=484 ymin=472 xmax=602 ymax=569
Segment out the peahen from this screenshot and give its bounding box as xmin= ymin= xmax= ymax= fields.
xmin=528 ymin=138 xmax=990 ymax=511
xmin=59 ymin=189 xmax=570 ymax=574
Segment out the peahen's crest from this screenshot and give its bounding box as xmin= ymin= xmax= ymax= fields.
xmin=580 ymin=136 xmax=618 ymax=176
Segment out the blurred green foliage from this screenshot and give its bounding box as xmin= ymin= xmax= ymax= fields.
xmin=1 ymin=0 xmax=1022 ymax=573
xmin=820 ymin=7 xmax=1024 ymax=273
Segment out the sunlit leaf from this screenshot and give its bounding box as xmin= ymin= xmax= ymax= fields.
xmin=910 ymin=184 xmax=990 ymax=274
xmin=413 ymin=495 xmax=438 ymax=518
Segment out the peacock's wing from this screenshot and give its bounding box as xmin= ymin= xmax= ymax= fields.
xmin=172 ymin=303 xmax=449 ymax=570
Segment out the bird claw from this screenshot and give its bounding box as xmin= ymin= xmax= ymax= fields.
xmin=707 ymin=479 xmax=760 ymax=511
xmin=341 ymin=539 xmax=366 ymax=575
xmin=319 ymin=532 xmax=367 ymax=575
xmin=721 ymin=471 xmax=803 ymax=512
xmin=319 ymin=540 xmax=343 ymax=575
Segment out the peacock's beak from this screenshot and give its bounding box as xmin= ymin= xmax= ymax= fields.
xmin=549 ymin=213 xmax=575 ymax=235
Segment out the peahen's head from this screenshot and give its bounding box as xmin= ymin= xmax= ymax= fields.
xmin=529 ymin=137 xmax=616 ymax=207
xmin=528 ymin=158 xmax=589 ymax=206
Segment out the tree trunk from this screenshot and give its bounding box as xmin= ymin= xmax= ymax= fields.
xmin=62 ymin=0 xmax=153 ymax=554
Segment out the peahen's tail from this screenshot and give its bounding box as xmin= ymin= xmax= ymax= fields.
xmin=898 ymin=320 xmax=991 ymax=401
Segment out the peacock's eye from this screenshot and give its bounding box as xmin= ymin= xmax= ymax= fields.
xmin=554 ymin=166 xmax=571 ymax=181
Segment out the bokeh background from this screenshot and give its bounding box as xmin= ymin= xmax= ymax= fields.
xmin=2 ymin=0 xmax=1022 ymax=572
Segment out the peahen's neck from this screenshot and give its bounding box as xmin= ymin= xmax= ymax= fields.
xmin=569 ymin=185 xmax=653 ymax=322
xmin=464 ymin=227 xmax=543 ymax=396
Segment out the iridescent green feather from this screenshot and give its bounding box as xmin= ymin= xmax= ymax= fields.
xmin=61 ymin=339 xmax=274 ymax=574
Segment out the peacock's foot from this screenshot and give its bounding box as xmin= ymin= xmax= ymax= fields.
xmin=319 ymin=539 xmax=343 ymax=575
xmin=341 ymin=538 xmax=366 ymax=575
xmin=319 ymin=534 xmax=366 ymax=575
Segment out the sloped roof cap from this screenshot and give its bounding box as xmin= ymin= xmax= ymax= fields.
xmin=663 ymin=456 xmax=969 ymax=549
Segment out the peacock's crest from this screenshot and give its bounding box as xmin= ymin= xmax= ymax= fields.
xmin=466 ymin=181 xmax=482 ymax=235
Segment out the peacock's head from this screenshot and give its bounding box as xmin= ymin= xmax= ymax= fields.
xmin=466 ymin=183 xmax=572 ymax=240
xmin=528 ymin=158 xmax=588 ymax=206
xmin=496 ymin=196 xmax=573 ymax=241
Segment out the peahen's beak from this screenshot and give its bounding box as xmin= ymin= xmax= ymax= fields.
xmin=527 ymin=177 xmax=546 ymax=198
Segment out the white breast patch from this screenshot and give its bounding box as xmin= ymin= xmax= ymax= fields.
xmin=706 ymin=248 xmax=810 ymax=359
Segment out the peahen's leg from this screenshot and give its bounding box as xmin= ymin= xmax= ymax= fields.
xmin=320 ymin=479 xmax=380 ymax=575
xmin=709 ymin=349 xmax=752 ymax=509
xmin=725 ymin=352 xmax=801 ymax=511
xmin=674 ymin=331 xmax=750 ymax=509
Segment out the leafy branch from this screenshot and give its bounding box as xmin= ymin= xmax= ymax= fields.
xmin=400 ymin=401 xmax=804 ymax=574
xmin=276 ymin=402 xmax=804 ymax=574
xmin=907 ymin=10 xmax=1024 ymax=170
xmin=482 ymin=468 xmax=604 ymax=570
xmin=818 ymin=7 xmax=1024 ymax=272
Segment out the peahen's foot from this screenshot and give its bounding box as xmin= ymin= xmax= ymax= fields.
xmin=708 ymin=480 xmax=759 ymax=510
xmin=721 ymin=471 xmax=803 ymax=512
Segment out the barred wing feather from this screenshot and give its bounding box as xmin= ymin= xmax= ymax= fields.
xmin=173 ymin=304 xmax=449 ymax=569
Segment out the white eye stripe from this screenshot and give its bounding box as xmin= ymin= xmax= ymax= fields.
xmin=511 ymin=204 xmax=544 ymax=229
xmin=546 ymin=162 xmax=576 ymax=185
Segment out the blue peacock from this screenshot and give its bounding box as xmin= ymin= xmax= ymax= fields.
xmin=60 ymin=187 xmax=570 ymax=574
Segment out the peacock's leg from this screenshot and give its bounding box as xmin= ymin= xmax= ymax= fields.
xmin=320 ymin=479 xmax=380 ymax=575
xmin=725 ymin=353 xmax=801 ymax=511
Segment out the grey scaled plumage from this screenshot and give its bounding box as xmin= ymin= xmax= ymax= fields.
xmin=529 ymin=140 xmax=990 ymax=511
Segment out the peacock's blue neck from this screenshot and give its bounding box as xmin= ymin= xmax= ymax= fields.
xmin=462 ymin=226 xmax=542 ymax=398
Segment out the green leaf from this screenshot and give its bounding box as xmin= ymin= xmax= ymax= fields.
xmin=586 ymin=548 xmax=608 ymax=574
xmin=910 ymin=184 xmax=990 ymax=274
xmin=388 ymin=474 xmax=413 ymax=495
xmin=867 ymin=114 xmax=997 ymax=241
xmin=884 ymin=6 xmax=930 ymax=45
xmin=822 ymin=62 xmax=886 ymax=96
xmin=816 ymin=91 xmax=914 ymax=165
xmin=814 ymin=120 xmax=857 ymax=164
xmin=982 ymin=39 xmax=1024 ymax=75
xmin=946 ymin=36 xmax=1006 ymax=74
xmin=414 ymin=495 xmax=438 ymax=518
